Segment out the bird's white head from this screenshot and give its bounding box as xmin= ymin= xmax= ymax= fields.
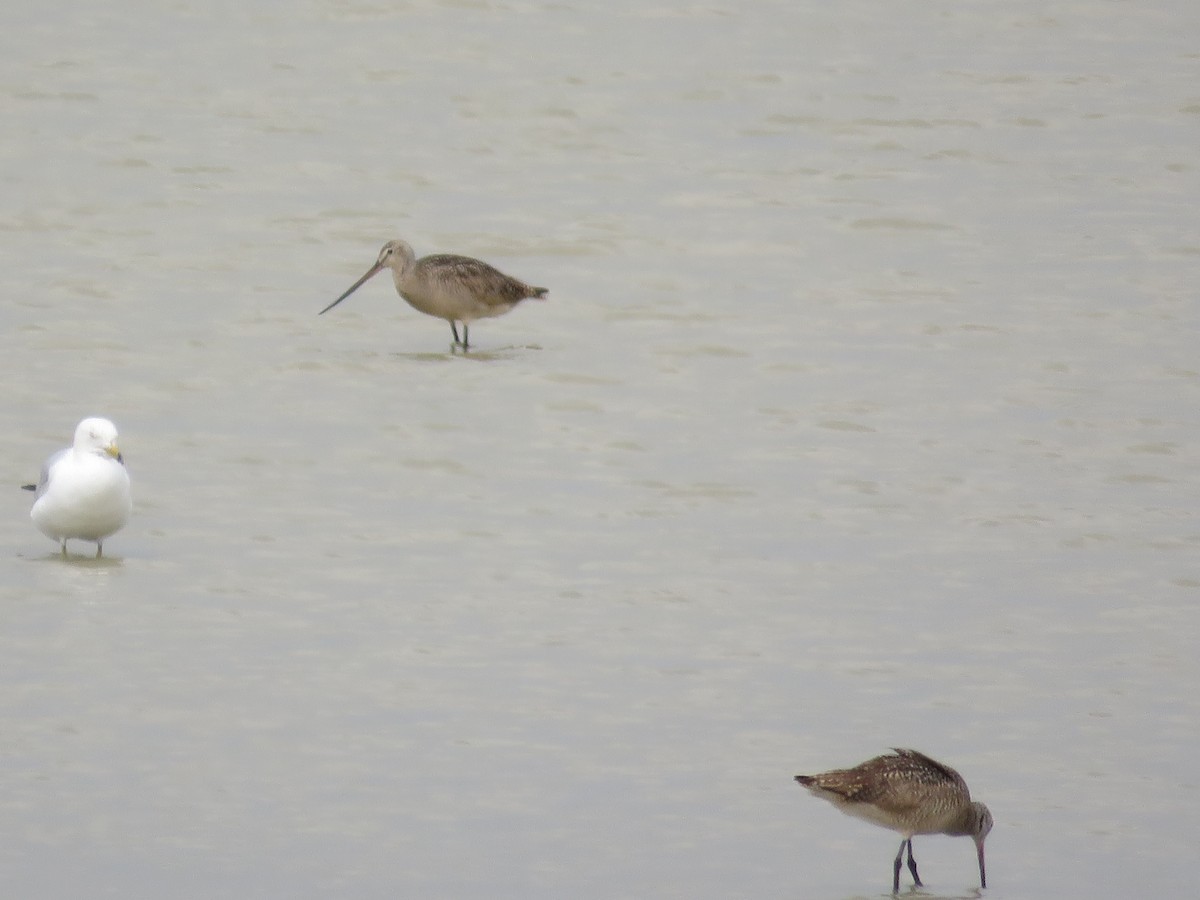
xmin=971 ymin=801 xmax=993 ymax=889
xmin=74 ymin=417 xmax=122 ymax=462
xmin=973 ymin=802 xmax=994 ymax=842
xmin=376 ymin=239 xmax=415 ymax=273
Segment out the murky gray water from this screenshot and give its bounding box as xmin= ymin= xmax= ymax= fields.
xmin=3 ymin=1 xmax=1198 ymax=897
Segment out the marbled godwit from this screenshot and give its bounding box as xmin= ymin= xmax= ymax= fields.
xmin=319 ymin=239 xmax=548 ymax=349
xmin=794 ymin=748 xmax=992 ymax=892
xmin=23 ymin=417 xmax=131 ymax=558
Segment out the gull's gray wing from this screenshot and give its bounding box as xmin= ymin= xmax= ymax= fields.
xmin=22 ymin=448 xmax=67 ymax=497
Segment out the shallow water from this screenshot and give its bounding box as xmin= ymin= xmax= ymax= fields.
xmin=2 ymin=1 xmax=1198 ymax=897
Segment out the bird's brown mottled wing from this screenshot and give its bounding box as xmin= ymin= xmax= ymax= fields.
xmin=799 ymin=750 xmax=962 ymax=815
xmin=420 ymin=254 xmax=544 ymax=308
xmin=890 ymin=749 xmax=970 ymax=792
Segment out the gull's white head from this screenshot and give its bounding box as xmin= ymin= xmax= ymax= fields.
xmin=73 ymin=417 xmax=123 ymax=462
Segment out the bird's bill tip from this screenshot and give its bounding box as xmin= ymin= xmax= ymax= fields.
xmin=319 ymin=262 xmax=385 ymax=315
xmin=317 ymin=296 xmax=346 ymax=315
xmin=977 ymin=840 xmax=987 ymax=888
xmin=106 ymin=444 xmax=122 ymax=460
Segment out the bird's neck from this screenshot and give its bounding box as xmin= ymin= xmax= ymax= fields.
xmin=944 ymin=801 xmax=985 ymax=837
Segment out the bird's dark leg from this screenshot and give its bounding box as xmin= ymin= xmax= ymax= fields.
xmin=60 ymin=539 xmax=68 ymax=558
xmin=905 ymin=839 xmax=922 ymax=887
xmin=450 ymin=321 xmax=461 ymax=346
xmin=95 ymin=541 xmax=103 ymax=559
xmin=462 ymin=322 xmax=470 ymax=350
xmin=892 ymin=840 xmax=905 ymax=893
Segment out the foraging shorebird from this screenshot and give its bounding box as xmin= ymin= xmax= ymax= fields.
xmin=794 ymin=748 xmax=993 ymax=892
xmin=319 ymin=239 xmax=548 ymax=349
xmin=23 ymin=417 xmax=132 ymax=558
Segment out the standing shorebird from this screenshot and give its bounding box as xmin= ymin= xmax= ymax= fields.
xmin=23 ymin=417 xmax=132 ymax=558
xmin=318 ymin=239 xmax=548 ymax=350
xmin=794 ymin=748 xmax=993 ymax=893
